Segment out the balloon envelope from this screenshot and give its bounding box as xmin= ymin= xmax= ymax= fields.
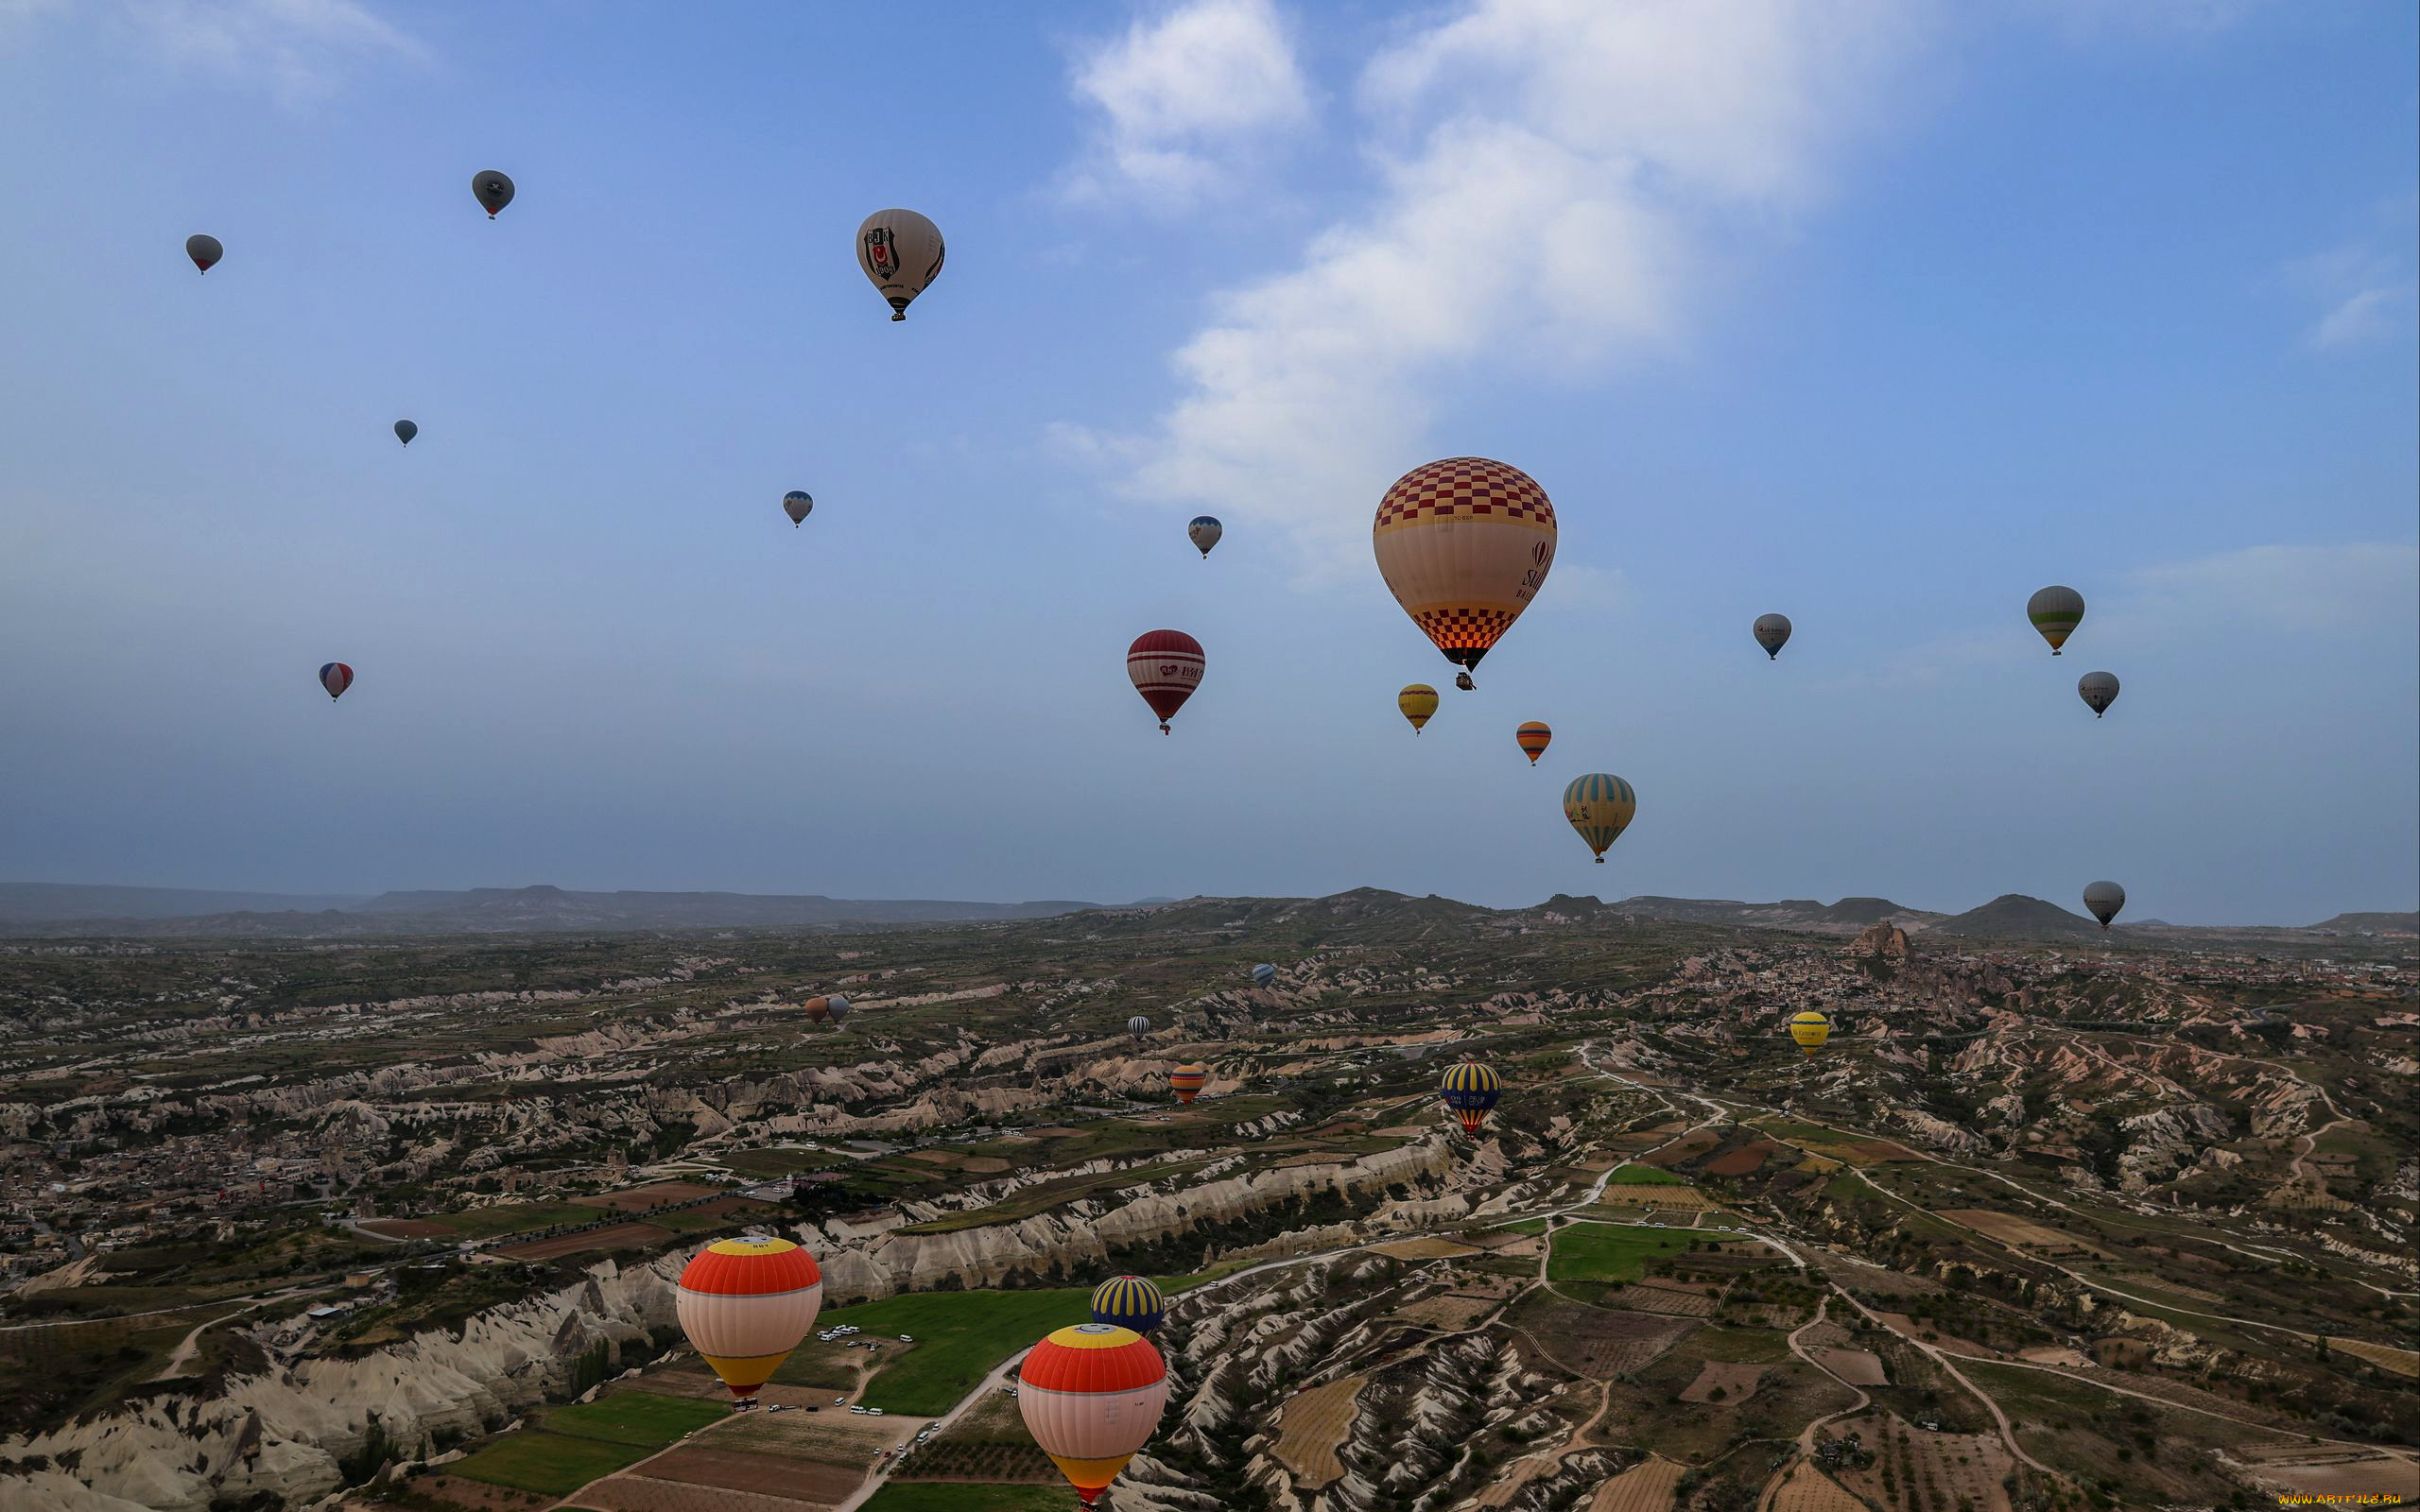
xmin=1188 ymin=516 xmax=1222 ymax=558
xmin=1398 ymin=683 xmax=1438 ymax=733
xmin=1515 ymin=721 xmax=1551 ymax=765
xmin=1168 ymin=1064 xmax=1207 ymax=1104
xmin=1753 ymin=613 xmax=1791 ymax=660
xmin=1440 ymin=1059 xmax=1502 ymax=1135
xmin=472 ymin=171 xmax=514 ymax=217
xmin=393 ymin=420 xmax=417 ymax=446
xmin=676 ymin=1236 xmax=823 ymax=1400
xmin=185 ymin=234 xmax=222 ymax=273
xmin=2083 ymin=881 xmax=2126 ymax=929
xmin=1018 ymin=1324 xmax=1168 ymax=1507
xmin=319 ymin=662 xmax=353 ymax=701
xmin=1127 ymin=630 xmax=1203 ymax=733
xmin=1251 ymin=963 xmax=1275 ymax=988
xmin=1561 ymin=773 xmax=1635 ymax=863
xmin=803 ymin=996 xmax=830 ymax=1024
xmin=2028 ymin=585 xmax=2083 ymax=654
xmin=1789 ymin=1012 xmax=1830 ymax=1056
xmin=1373 ymin=457 xmax=1556 ymax=680
xmin=856 ymin=208 xmax=945 ymax=320
xmin=784 ymin=490 xmax=814 ymax=526
xmin=2078 ymin=671 xmax=2119 ymax=717
xmin=1089 ymin=1275 xmax=1167 ymax=1335
xmin=1127 ymin=1014 xmax=1150 ymax=1042
xmin=825 ymin=993 xmax=851 ymax=1024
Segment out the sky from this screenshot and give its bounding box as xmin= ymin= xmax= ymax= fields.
xmin=0 ymin=0 xmax=2413 ymax=924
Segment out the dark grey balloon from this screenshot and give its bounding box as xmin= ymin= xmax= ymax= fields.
xmin=473 ymin=171 xmax=515 ymax=217
xmin=783 ymin=490 xmax=813 ymax=527
xmin=1753 ymin=613 xmax=1791 ymax=660
xmin=185 ymin=234 xmax=222 ymax=273
xmin=2077 ymin=670 xmax=2118 ymax=718
xmin=2083 ymin=880 xmax=2125 ymax=929
xmin=393 ymin=420 xmax=418 ymax=446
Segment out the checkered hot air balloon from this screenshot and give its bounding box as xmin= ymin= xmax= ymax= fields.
xmin=1439 ymin=1059 xmax=1502 ymax=1136
xmin=1088 ymin=1274 xmax=1166 ymax=1335
xmin=1018 ymin=1323 xmax=1169 ymax=1507
xmin=1373 ymin=457 xmax=1556 ymax=689
xmin=675 ymin=1235 xmax=822 ymax=1403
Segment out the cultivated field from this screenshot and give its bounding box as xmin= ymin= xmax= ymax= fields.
xmin=449 ymin=1428 xmax=653 ymax=1495
xmin=1370 ymin=1236 xmax=1481 ymax=1261
xmin=898 ymin=1391 xmax=1057 ymax=1483
xmin=359 ymin=1218 xmax=455 ymax=1239
xmin=1806 ymin=1347 xmax=1888 ymax=1386
xmin=2335 ymin=1337 xmax=2420 ymax=1379
xmin=1677 ymin=1362 xmax=1765 ymax=1403
xmin=1547 ymin=1224 xmax=1701 ymax=1283
xmin=1586 ymin=1454 xmax=1686 ymax=1512
xmin=1272 ymin=1374 xmax=1364 ymax=1484
xmin=1703 ymin=1142 xmax=1780 ymax=1177
xmin=576 ymin=1471 xmax=851 ymax=1512
xmin=1769 ymin=1461 xmax=1867 ymax=1512
xmin=574 ymin=1180 xmax=723 ymax=1212
xmin=548 ymin=1391 xmax=729 ymax=1445
xmin=495 ymin=1221 xmax=672 ymax=1261
xmin=1935 ymin=1209 xmax=2108 ymax=1256
xmin=1392 ymin=1293 xmax=1500 ymax=1330
xmin=2244 ymin=1453 xmax=2420 ymax=1503
xmin=1513 ymin=1298 xmax=1697 ymax=1378
xmin=1834 ymin=1414 xmax=2015 ymax=1512
xmin=635 ymin=1444 xmax=867 ymax=1502
xmin=710 ymin=1406 xmax=908 ymax=1464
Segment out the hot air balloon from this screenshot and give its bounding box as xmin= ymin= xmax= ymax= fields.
xmin=856 ymin=208 xmax=944 ymax=321
xmin=1088 ymin=1275 xmax=1167 ymax=1335
xmin=1789 ymin=1012 xmax=1830 ymax=1057
xmin=393 ymin=420 xmax=417 ymax=447
xmin=2078 ymin=671 xmax=2119 ymax=718
xmin=2028 ymin=586 xmax=2083 ymax=655
xmin=1251 ymin=963 xmax=1275 ymax=988
xmin=1127 ymin=1014 xmax=1150 ymax=1043
xmin=2083 ymin=881 xmax=2125 ymax=930
xmin=1439 ymin=1060 xmax=1502 ymax=1136
xmin=1127 ymin=630 xmax=1203 ymax=734
xmin=1168 ymin=1064 xmax=1207 ymax=1105
xmin=1562 ymin=774 xmax=1635 ymax=864
xmin=825 ymin=993 xmax=851 ymax=1025
xmin=1188 ymin=516 xmax=1221 ymax=558
xmin=1018 ymin=1323 xmax=1168 ymax=1508
xmin=803 ymin=996 xmax=830 ymax=1024
xmin=185 ymin=234 xmax=221 ymax=273
xmin=1515 ymin=721 xmax=1551 ymax=765
xmin=675 ymin=1235 xmax=823 ymax=1403
xmin=1373 ymin=457 xmax=1556 ymax=688
xmin=472 ymin=170 xmax=514 ymax=218
xmin=784 ymin=490 xmax=814 ymax=527
xmin=1754 ymin=613 xmax=1791 ymax=661
xmin=319 ymin=662 xmax=353 ymax=701
xmin=1398 ymin=683 xmax=1439 ymax=735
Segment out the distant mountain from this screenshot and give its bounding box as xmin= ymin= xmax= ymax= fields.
xmin=0 ymin=883 xmax=370 ymax=921
xmin=0 ymin=883 xmax=1098 ymax=938
xmin=2307 ymin=911 xmax=2419 ymax=935
xmin=1129 ymin=896 xmax=1181 ymax=906
xmin=1930 ymin=894 xmax=2105 ymax=941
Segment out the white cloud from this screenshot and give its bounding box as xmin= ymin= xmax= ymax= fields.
xmin=2287 ymin=197 xmax=2418 ymax=352
xmin=1065 ymin=0 xmax=1312 ymax=205
xmin=1059 ymin=0 xmax=1921 ymax=577
xmin=2125 ymin=543 xmax=2420 ymax=637
xmin=117 ymin=0 xmax=423 ymax=105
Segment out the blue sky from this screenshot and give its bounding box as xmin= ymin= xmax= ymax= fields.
xmin=0 ymin=0 xmax=2412 ymax=923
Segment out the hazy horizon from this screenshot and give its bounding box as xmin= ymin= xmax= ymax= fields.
xmin=3 ymin=2 xmax=2414 ymax=929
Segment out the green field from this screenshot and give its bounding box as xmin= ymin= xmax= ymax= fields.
xmin=717 ymin=1147 xmax=852 ymax=1177
xmin=448 ymin=1429 xmax=651 ymax=1494
xmin=1546 ymin=1223 xmax=1699 ymax=1283
xmin=542 ymin=1390 xmax=726 ymax=1447
xmin=821 ymin=1290 xmax=1093 ymax=1414
xmin=865 ymin=1485 xmax=1071 ymax=1512
xmin=430 ymin=1203 xmax=602 ymax=1239
xmin=1606 ymin=1163 xmax=1685 ymax=1185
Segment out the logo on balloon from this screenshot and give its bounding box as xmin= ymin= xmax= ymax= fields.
xmin=865 ymin=228 xmax=895 ymax=271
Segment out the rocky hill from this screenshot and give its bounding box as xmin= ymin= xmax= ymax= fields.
xmin=1928 ymin=893 xmax=2106 ymax=940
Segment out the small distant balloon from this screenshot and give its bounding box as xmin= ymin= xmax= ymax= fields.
xmin=319 ymin=662 xmax=354 ymax=701
xmin=472 ymin=171 xmax=515 ymax=218
xmin=2083 ymin=880 xmax=2125 ymax=931
xmin=1398 ymin=684 xmax=1438 ymax=735
xmin=1439 ymin=1059 xmax=1502 ymax=1137
xmin=1515 ymin=721 xmax=1551 ymax=765
xmin=185 ymin=234 xmax=222 ymax=273
xmin=1089 ymin=1276 xmax=1167 ymax=1336
xmin=803 ymin=996 xmax=830 ymax=1024
xmin=393 ymin=420 xmax=417 ymax=446
xmin=1251 ymin=963 xmax=1275 ymax=988
xmin=1127 ymin=1014 xmax=1150 ymax=1043
xmin=856 ymin=208 xmax=944 ymax=321
xmin=825 ymin=993 xmax=851 ymax=1025
xmin=1168 ymin=1064 xmax=1207 ymax=1105
xmin=1754 ymin=613 xmax=1791 ymax=661
xmin=1562 ymin=773 xmax=1635 ymax=864
xmin=784 ymin=490 xmax=814 ymax=527
xmin=1127 ymin=630 xmax=1203 ymax=734
xmin=1789 ymin=1011 xmax=1830 ymax=1057
xmin=2077 ymin=671 xmax=2118 ymax=718
xmin=1188 ymin=516 xmax=1222 ymax=558
xmin=2028 ymin=585 xmax=2083 ymax=655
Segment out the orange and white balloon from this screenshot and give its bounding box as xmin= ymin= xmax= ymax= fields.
xmin=1018 ymin=1323 xmax=1169 ymax=1507
xmin=675 ymin=1235 xmax=823 ymax=1402
xmin=1373 ymin=457 xmax=1555 ymax=687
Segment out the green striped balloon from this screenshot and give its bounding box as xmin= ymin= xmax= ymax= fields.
xmin=1561 ymin=773 xmax=1636 ymax=862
